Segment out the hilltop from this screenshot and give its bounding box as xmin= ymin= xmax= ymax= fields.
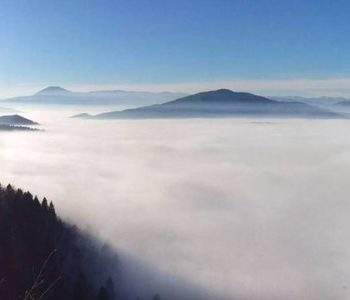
xmin=35 ymin=86 xmax=72 ymax=96
xmin=0 ymin=114 xmax=39 ymax=126
xmin=78 ymin=89 xmax=343 ymax=119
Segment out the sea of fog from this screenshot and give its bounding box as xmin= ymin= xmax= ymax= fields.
xmin=1 ymin=107 xmax=350 ymax=300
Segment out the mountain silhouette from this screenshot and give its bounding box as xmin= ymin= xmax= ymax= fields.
xmin=35 ymin=86 xmax=72 ymax=96
xmin=0 ymin=114 xmax=39 ymax=126
xmin=2 ymin=87 xmax=187 ymax=106
xmin=80 ymin=89 xmax=343 ymax=119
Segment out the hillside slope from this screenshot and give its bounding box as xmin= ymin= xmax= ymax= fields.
xmin=88 ymin=89 xmax=343 ymax=119
xmin=0 ymin=115 xmax=38 ymax=126
xmin=0 ymin=184 xmax=120 ymax=300
xmin=0 ymin=185 xmax=219 ymax=300
xmin=2 ymin=87 xmax=187 ymax=107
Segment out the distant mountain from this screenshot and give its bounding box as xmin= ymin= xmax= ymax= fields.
xmin=2 ymin=86 xmax=187 ymax=107
xmin=35 ymin=86 xmax=72 ymax=96
xmin=271 ymin=96 xmax=350 ymax=106
xmin=71 ymin=113 xmax=93 ymax=119
xmin=335 ymin=100 xmax=350 ymax=106
xmin=0 ymin=114 xmax=39 ymax=126
xmin=78 ymin=89 xmax=343 ymax=119
xmin=0 ymin=124 xmax=40 ymax=131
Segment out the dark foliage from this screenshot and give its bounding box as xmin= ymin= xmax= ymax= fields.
xmin=0 ymin=124 xmax=40 ymax=131
xmin=0 ymin=184 xmax=118 ymax=300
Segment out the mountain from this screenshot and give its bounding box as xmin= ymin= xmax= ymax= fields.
xmin=0 ymin=114 xmax=39 ymax=126
xmin=71 ymin=113 xmax=93 ymax=119
xmin=35 ymin=86 xmax=73 ymax=96
xmin=2 ymin=86 xmax=187 ymax=107
xmin=79 ymin=89 xmax=343 ymax=119
xmin=0 ymin=124 xmax=40 ymax=131
xmin=335 ymin=100 xmax=350 ymax=106
xmin=271 ymin=96 xmax=349 ymax=106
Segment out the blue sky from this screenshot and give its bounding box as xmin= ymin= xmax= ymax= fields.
xmin=1 ymin=0 xmax=350 ymax=97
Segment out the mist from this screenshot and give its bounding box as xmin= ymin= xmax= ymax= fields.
xmin=1 ymin=108 xmax=350 ymax=299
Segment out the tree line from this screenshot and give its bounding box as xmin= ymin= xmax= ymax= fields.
xmin=0 ymin=184 xmax=161 ymax=300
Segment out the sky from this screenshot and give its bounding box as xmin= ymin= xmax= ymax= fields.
xmin=1 ymin=0 xmax=350 ymax=97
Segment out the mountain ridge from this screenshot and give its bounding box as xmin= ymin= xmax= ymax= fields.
xmin=335 ymin=100 xmax=350 ymax=106
xmin=0 ymin=114 xmax=39 ymax=126
xmin=35 ymin=86 xmax=72 ymax=96
xmin=2 ymin=87 xmax=187 ymax=106
xmin=77 ymin=89 xmax=343 ymax=120
xmin=271 ymin=96 xmax=350 ymax=106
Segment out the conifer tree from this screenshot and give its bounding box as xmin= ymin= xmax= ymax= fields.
xmin=42 ymin=197 xmax=49 ymax=210
xmin=153 ymin=294 xmax=160 ymax=300
xmin=49 ymin=201 xmax=56 ymax=218
xmin=106 ymin=277 xmax=116 ymax=300
xmin=97 ymin=286 xmax=109 ymax=300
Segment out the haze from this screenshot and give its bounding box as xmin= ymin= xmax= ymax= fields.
xmin=1 ymin=107 xmax=350 ymax=299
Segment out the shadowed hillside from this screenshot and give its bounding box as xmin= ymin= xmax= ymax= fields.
xmin=0 ymin=115 xmax=38 ymax=126
xmin=0 ymin=125 xmax=40 ymax=131
xmin=0 ymin=184 xmax=219 ymax=300
xmin=0 ymin=184 xmax=121 ymax=300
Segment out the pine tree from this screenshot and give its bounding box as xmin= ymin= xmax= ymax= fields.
xmin=97 ymin=287 xmax=109 ymax=300
xmin=42 ymin=197 xmax=49 ymax=210
xmin=49 ymin=201 xmax=56 ymax=218
xmin=72 ymin=272 xmax=86 ymax=300
xmin=33 ymin=196 xmax=41 ymax=208
xmin=106 ymin=277 xmax=116 ymax=300
xmin=153 ymin=294 xmax=160 ymax=300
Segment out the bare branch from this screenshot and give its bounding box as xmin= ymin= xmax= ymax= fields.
xmin=24 ymin=249 xmax=58 ymax=300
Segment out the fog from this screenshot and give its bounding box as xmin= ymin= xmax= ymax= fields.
xmin=1 ymin=108 xmax=350 ymax=299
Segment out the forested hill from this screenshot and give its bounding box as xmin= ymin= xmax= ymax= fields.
xmin=0 ymin=184 xmax=120 ymax=300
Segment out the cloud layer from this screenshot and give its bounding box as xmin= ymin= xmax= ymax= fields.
xmin=1 ymin=109 xmax=350 ymax=299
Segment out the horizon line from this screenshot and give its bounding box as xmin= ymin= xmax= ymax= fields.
xmin=1 ymin=77 xmax=350 ymax=99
